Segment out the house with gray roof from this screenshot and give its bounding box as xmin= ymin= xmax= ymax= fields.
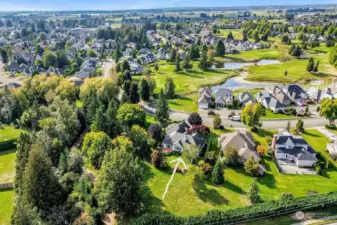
xmin=283 ymin=85 xmax=308 ymax=106
xmin=237 ymin=92 xmax=254 ymax=107
xmin=273 ymin=131 xmax=318 ymax=168
xmin=162 ymin=121 xmax=206 ymax=153
xmin=214 ymin=88 xmax=233 ymax=108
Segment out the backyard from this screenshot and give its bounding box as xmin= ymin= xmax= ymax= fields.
xmin=143 ymin=128 xmax=337 ymax=217
xmin=0 ymin=149 xmax=16 ymax=183
xmin=0 ymin=189 xmax=14 ymax=225
xmin=0 ymin=126 xmax=21 ymax=142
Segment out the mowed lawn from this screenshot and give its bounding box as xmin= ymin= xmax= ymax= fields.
xmin=0 ymin=149 xmax=16 ymax=183
xmin=135 ymin=61 xmax=238 ymax=95
xmin=226 ymin=48 xmax=282 ymax=62
xmin=247 ymin=54 xmax=337 ymax=83
xmin=0 ymin=189 xmax=14 ymax=225
xmin=0 ymin=126 xmax=21 ymax=142
xmin=143 ymin=129 xmax=337 ymax=217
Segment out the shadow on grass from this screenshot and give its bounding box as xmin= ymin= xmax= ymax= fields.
xmin=141 ymin=163 xmax=166 ymax=214
xmin=303 ymin=130 xmax=320 ymax=138
xmin=257 ymin=173 xmax=277 ymax=189
xmin=195 ymin=184 xmax=230 ymax=206
xmin=223 ymin=180 xmax=245 ymax=194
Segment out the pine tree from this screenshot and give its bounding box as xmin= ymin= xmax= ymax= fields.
xmin=227 ymin=30 xmax=234 ymax=40
xmin=286 ymin=121 xmax=291 ymax=131
xmin=58 ymin=151 xmax=68 ymax=175
xmin=306 ymin=57 xmax=315 ymax=72
xmin=174 ymin=54 xmax=181 ymax=72
xmin=22 ymin=147 xmax=63 ymax=216
xmin=105 ymin=102 xmax=119 ymax=138
xmin=139 ymin=79 xmax=150 ymax=101
xmin=215 ymin=40 xmax=225 ymax=57
xmin=155 ymin=89 xmax=170 ymax=127
xmin=154 ymin=63 xmax=159 ymax=71
xmin=198 ymin=44 xmax=208 ymax=70
xmin=183 ymin=54 xmax=192 ymax=71
xmin=212 ymin=159 xmax=224 ymax=185
xmin=164 ymin=77 xmax=176 ymax=99
xmin=91 ymin=105 xmax=106 ymax=132
xmin=129 ymin=81 xmax=140 ymax=104
xmin=247 ymin=179 xmax=260 ymax=203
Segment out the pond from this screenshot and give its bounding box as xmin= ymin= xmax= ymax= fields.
xmin=212 ymin=75 xmax=279 ymax=91
xmin=212 ymin=59 xmax=281 ymax=70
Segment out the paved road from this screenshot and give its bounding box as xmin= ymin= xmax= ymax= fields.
xmin=142 ymin=103 xmax=328 ymax=129
xmin=103 ymin=59 xmax=115 ymax=78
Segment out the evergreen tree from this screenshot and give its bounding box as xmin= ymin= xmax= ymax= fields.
xmin=129 ymin=81 xmax=140 ymax=104
xmin=169 ymin=48 xmax=177 ymax=62
xmin=306 ymin=57 xmax=315 ymax=72
xmin=154 ymin=63 xmax=159 ymax=71
xmin=198 ymin=44 xmax=208 ymax=70
xmin=183 ymin=54 xmax=192 ymax=71
xmin=122 ymin=60 xmax=130 ymax=72
xmin=58 ymin=151 xmax=68 ymax=175
xmin=212 ymin=159 xmax=224 ymax=185
xmin=174 ymin=54 xmax=181 ymax=72
xmin=91 ymin=105 xmax=106 ymax=132
xmin=215 ymin=40 xmax=225 ymax=57
xmin=296 ymin=119 xmax=304 ymax=133
xmin=227 ymin=30 xmax=234 ymax=40
xmin=0 ymin=48 xmax=8 ymax=64
xmin=247 ymin=179 xmax=260 ymax=204
xmin=164 ymin=77 xmax=176 ymax=99
xmin=286 ymin=121 xmax=291 ymax=132
xmin=155 ymin=89 xmax=170 ymax=127
xmin=148 ymin=123 xmax=163 ymax=146
xmin=115 ymin=42 xmax=122 ymax=62
xmin=22 ymin=147 xmax=63 ymax=217
xmin=139 ymin=79 xmax=150 ymax=101
xmin=105 ymin=102 xmax=119 ymax=138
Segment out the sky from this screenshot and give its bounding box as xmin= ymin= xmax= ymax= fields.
xmin=0 ymin=0 xmax=336 ymax=11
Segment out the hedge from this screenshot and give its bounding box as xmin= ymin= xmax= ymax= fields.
xmin=132 ymin=192 xmax=337 ymax=225
xmin=0 ymin=139 xmax=17 ymax=151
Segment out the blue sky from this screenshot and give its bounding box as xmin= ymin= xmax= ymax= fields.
xmin=1 ymin=0 xmax=336 ymax=11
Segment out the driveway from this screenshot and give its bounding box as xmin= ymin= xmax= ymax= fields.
xmin=316 ymin=127 xmax=336 ymax=141
xmin=103 ymin=59 xmax=115 ymax=78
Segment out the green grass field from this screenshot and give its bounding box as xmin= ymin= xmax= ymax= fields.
xmin=168 ymin=94 xmax=198 ymax=113
xmin=262 ymin=110 xmax=297 ymax=119
xmin=0 ymin=126 xmax=21 ymax=142
xmin=0 ymin=189 xmax=14 ymax=225
xmin=143 ymin=129 xmax=337 ymax=217
xmin=246 ymin=53 xmax=337 ymax=83
xmin=135 ymin=61 xmax=238 ymax=95
xmin=0 ymin=149 xmax=16 ymax=184
xmin=226 ymin=48 xmax=282 ymax=62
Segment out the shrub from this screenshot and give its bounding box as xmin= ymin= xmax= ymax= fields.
xmin=207 ymin=111 xmax=215 ymax=116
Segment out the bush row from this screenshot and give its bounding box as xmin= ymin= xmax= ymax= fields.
xmin=0 ymin=139 xmax=17 ymax=151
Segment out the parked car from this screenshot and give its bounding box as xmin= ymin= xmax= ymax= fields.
xmin=231 ymin=115 xmax=241 ymax=122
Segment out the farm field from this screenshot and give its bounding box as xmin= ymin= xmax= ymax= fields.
xmin=0 ymin=149 xmax=16 ymax=183
xmin=143 ymin=129 xmax=337 ymax=217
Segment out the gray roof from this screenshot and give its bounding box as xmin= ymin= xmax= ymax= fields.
xmin=269 ymin=97 xmax=286 ymax=109
xmin=162 ymin=132 xmax=206 ymax=148
xmin=166 ymin=121 xmax=190 ymax=135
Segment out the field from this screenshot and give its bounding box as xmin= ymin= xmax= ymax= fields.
xmin=0 ymin=149 xmax=16 ymax=183
xmin=0 ymin=126 xmax=21 ymax=142
xmin=246 ymin=54 xmax=337 ymax=83
xmin=0 ymin=189 xmax=14 ymax=225
xmin=143 ymin=129 xmax=337 ymax=217
xmin=226 ymin=48 xmax=282 ymax=62
xmin=261 ymin=110 xmax=297 ymax=119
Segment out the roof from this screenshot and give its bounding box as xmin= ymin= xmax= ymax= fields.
xmin=238 ymin=92 xmax=253 ymax=104
xmin=166 ymin=121 xmax=190 ymax=135
xmin=162 ymin=132 xmax=206 ymax=148
xmin=219 ymin=131 xmax=257 ymax=157
xmin=269 ymin=97 xmax=286 ymax=109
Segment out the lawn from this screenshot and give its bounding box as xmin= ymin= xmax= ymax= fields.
xmin=134 ymin=61 xmax=238 ymax=95
xmin=225 ymin=48 xmax=282 ymax=62
xmin=215 ymin=29 xmax=243 ymax=40
xmin=261 ymin=110 xmax=297 ymax=120
xmin=246 ymin=54 xmax=337 ymax=83
xmin=143 ymin=128 xmax=337 ymax=217
xmin=0 ymin=149 xmax=16 ymax=183
xmin=0 ymin=126 xmax=21 ymax=142
xmin=0 ymin=189 xmax=14 ymax=225
xmin=168 ymin=94 xmax=198 ymax=113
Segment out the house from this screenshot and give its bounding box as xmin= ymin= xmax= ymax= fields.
xmin=219 ymin=131 xmax=260 ymax=163
xmin=272 ymin=131 xmax=318 ymax=167
xmin=269 ymin=97 xmax=287 ymax=113
xmin=237 ymin=92 xmax=254 ymax=107
xmin=256 ymin=91 xmax=272 ymax=109
xmin=306 ymin=87 xmax=322 ymax=103
xmin=283 ymin=85 xmax=308 ymax=106
xmin=198 ymin=87 xmax=212 ymax=109
xmin=266 ymin=86 xmax=291 ymax=106
xmin=162 ymin=121 xmax=207 ymax=153
xmin=214 ymin=88 xmax=233 ymax=108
